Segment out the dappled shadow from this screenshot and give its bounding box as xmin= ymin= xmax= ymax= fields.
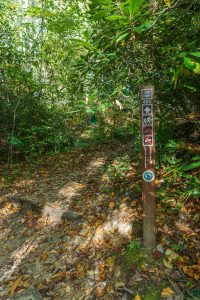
xmin=0 ymin=142 xmax=142 ymax=299
xmin=0 ymin=140 xmax=199 ymax=299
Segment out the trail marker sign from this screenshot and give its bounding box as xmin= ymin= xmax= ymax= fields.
xmin=143 ymin=105 xmax=152 ymax=115
xmin=140 ymin=85 xmax=156 ymax=249
xmin=143 ymin=170 xmax=155 ymax=182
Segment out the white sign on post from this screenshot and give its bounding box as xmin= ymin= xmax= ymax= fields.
xmin=142 ymin=87 xmax=154 ymax=162
xmin=142 ymin=92 xmax=153 ymax=147
xmin=143 ymin=105 xmax=152 ymax=115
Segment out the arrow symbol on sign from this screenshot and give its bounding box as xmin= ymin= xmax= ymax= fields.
xmin=144 ymin=106 xmax=151 ymax=114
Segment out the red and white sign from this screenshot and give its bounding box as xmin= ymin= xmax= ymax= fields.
xmin=142 ymin=88 xmax=154 ymax=147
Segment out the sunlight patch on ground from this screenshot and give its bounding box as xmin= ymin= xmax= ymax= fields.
xmin=0 ymin=227 xmax=11 ymax=240
xmin=37 ymin=181 xmax=85 ymax=226
xmin=93 ymin=204 xmax=133 ymax=244
xmin=175 ymin=221 xmax=193 ymax=235
xmin=14 ymin=179 xmax=35 ymax=189
xmin=0 ymin=202 xmax=20 ymax=221
xmin=0 ymin=238 xmax=39 ymax=283
xmin=78 ymin=204 xmax=135 ymax=250
xmin=58 ymin=181 xmax=85 ymax=199
xmin=86 ymin=157 xmax=106 ymax=176
xmin=39 ymin=203 xmax=64 ymax=226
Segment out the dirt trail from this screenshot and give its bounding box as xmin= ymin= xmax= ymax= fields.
xmin=0 ymin=143 xmax=140 ymax=299
xmin=2 ymin=143 xmax=199 ymax=299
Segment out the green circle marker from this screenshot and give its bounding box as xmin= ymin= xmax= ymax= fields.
xmin=143 ymin=170 xmax=155 ymax=182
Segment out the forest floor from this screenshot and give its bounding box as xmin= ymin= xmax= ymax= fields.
xmin=0 ymin=141 xmax=199 ymax=300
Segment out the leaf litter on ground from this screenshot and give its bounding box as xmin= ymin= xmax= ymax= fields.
xmin=0 ymin=141 xmax=199 ymax=299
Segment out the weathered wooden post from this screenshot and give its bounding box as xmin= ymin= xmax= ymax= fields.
xmin=140 ymin=85 xmax=156 ymax=249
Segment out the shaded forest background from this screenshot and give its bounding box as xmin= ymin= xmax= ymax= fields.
xmin=0 ymin=0 xmax=199 ymax=158
xmin=0 ymin=0 xmax=199 ymax=202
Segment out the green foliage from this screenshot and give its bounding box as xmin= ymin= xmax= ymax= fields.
xmin=128 ymin=0 xmax=145 ymax=18
xmin=123 ymin=241 xmax=152 ymax=268
xmin=183 ymin=160 xmax=200 ymax=171
xmin=158 ymin=139 xmax=200 ymax=201
xmin=143 ymin=290 xmax=160 ymax=300
xmin=127 ymin=240 xmax=142 ymax=251
xmin=170 ymin=243 xmax=182 ymax=251
xmin=106 ymin=155 xmax=131 ymax=181
xmin=0 ymin=0 xmax=200 ymax=160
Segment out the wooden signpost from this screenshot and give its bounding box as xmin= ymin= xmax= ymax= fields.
xmin=141 ymin=85 xmax=156 ymax=249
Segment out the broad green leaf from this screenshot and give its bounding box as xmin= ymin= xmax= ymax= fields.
xmin=93 ymin=10 xmax=108 ymax=20
xmin=97 ymin=102 xmax=112 ymax=111
xmin=172 ymin=65 xmax=183 ymax=88
xmin=69 ymin=38 xmax=86 ymax=44
xmin=116 ymin=32 xmax=129 ymax=43
xmin=183 ymin=84 xmax=197 ymax=92
xmin=189 ymin=52 xmax=200 ymax=58
xmin=67 ymin=110 xmax=81 ymax=114
xmin=83 ymin=30 xmax=90 ymax=40
xmin=86 ymin=108 xmax=96 ymax=114
xmin=106 ymin=15 xmax=128 ymax=21
xmin=183 ymin=161 xmax=200 ymax=171
xmin=192 ymin=156 xmax=200 ymax=161
xmin=95 ymin=0 xmax=112 ymax=4
xmin=134 ymin=20 xmax=152 ymax=34
xmin=166 ymin=157 xmax=176 ymax=165
xmin=128 ymin=0 xmax=144 ymax=17
xmin=111 ymin=87 xmax=120 ymax=95
xmin=184 ymin=57 xmax=196 ymax=70
xmin=106 ymin=53 xmax=116 ymax=57
xmin=194 ymin=62 xmax=200 ymax=74
xmin=9 ymin=136 xmax=23 ymax=146
xmin=69 ymin=39 xmax=94 ymax=50
xmin=178 ymin=51 xmax=187 ymax=58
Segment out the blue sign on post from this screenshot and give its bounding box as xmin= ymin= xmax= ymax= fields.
xmin=142 ymin=170 xmax=155 ymax=182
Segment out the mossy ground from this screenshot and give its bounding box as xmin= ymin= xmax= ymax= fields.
xmin=119 ymin=242 xmax=168 ymax=299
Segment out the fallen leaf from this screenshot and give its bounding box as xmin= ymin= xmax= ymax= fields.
xmin=122 ymin=197 xmax=127 ymax=203
xmin=141 ymin=264 xmax=148 ymax=272
xmin=26 ymin=210 xmax=34 ymax=218
xmin=20 ymin=280 xmax=31 ymax=288
xmin=9 ymin=276 xmax=23 ymax=297
xmin=96 ymin=285 xmax=104 ymax=297
xmin=114 ymin=281 xmax=124 ymax=289
xmin=182 ymin=265 xmax=200 ymax=280
xmin=50 ymin=271 xmax=66 ymax=283
xmin=165 ymin=249 xmax=178 ymax=263
xmin=130 ymin=201 xmax=137 ymax=207
xmin=37 ymin=283 xmax=47 ymax=291
xmin=106 ymin=285 xmax=113 ymax=293
xmin=109 ymin=202 xmax=115 ymax=209
xmin=164 ymin=0 xmax=171 ymax=8
xmin=4 ymin=202 xmax=12 ymax=210
xmin=163 ymin=259 xmax=173 ymax=269
xmin=163 ymin=249 xmax=178 ymax=269
xmin=65 ymin=285 xmax=71 ymax=293
xmin=177 ymin=255 xmax=189 ymax=264
xmin=105 ymin=257 xmax=114 ymax=272
xmin=161 ymin=287 xmax=174 ymax=298
xmin=134 ymin=293 xmax=141 ymax=300
xmin=40 ymin=252 xmax=49 ymax=260
xmin=95 ymin=219 xmax=103 ymax=226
